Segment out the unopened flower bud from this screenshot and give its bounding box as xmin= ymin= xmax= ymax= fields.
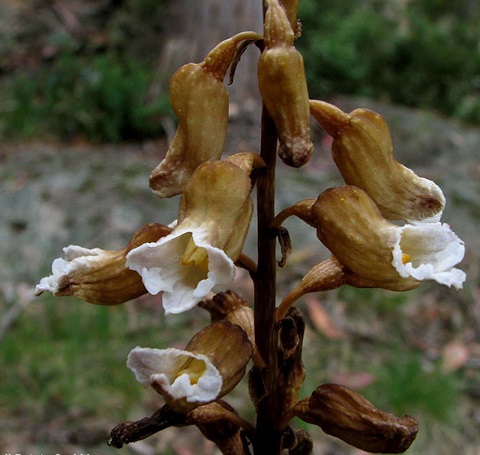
xmin=127 ymin=158 xmax=255 ymax=313
xmin=258 ymin=0 xmax=313 ymax=167
xmin=313 ymin=186 xmax=465 ymax=291
xmin=295 ymin=384 xmax=419 ymax=454
xmin=127 ymin=320 xmax=253 ymax=413
xmin=150 ymin=31 xmax=261 ymax=198
xmin=34 ymin=224 xmax=171 ymax=305
xmin=310 ymin=100 xmax=445 ymax=222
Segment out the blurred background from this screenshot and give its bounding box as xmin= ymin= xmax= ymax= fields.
xmin=0 ymin=0 xmax=479 ymax=454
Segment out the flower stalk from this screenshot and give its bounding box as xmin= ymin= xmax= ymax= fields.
xmin=252 ymin=101 xmax=283 ymax=454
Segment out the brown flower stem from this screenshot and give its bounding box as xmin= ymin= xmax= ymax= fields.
xmin=108 ymin=405 xmax=184 ymax=448
xmin=252 ymin=101 xmax=283 ymax=453
xmin=276 ymin=257 xmax=349 ymax=322
xmin=269 ymin=199 xmax=317 ymax=229
xmin=236 ymin=253 xmax=258 ymax=274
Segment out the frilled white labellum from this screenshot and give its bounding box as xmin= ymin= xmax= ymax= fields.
xmin=391 ymin=222 xmax=466 ymax=289
xmin=35 ymin=245 xmax=105 ymax=295
xmin=127 ymin=347 xmax=222 ymax=404
xmin=126 ymin=228 xmax=235 ymax=314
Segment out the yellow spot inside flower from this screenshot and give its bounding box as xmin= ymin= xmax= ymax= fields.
xmin=182 ymin=237 xmax=209 ymax=273
xmin=402 ymin=253 xmax=412 ymax=264
xmin=176 ymin=357 xmax=207 ymax=384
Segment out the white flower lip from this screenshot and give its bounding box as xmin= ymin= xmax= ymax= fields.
xmin=126 ymin=228 xmax=236 ymax=314
xmin=392 ymin=222 xmax=466 ymax=289
xmin=127 ymin=347 xmax=222 ymax=404
xmin=34 ymin=245 xmax=104 ymax=295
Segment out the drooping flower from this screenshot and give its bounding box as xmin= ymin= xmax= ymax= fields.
xmin=127 ymin=320 xmax=253 ymax=413
xmin=34 ymin=224 xmax=171 ymax=305
xmin=149 ymin=31 xmax=261 ymax=198
xmin=313 ymin=186 xmax=466 ymax=290
xmin=127 ymin=158 xmax=254 ymax=314
xmin=276 ymin=186 xmax=466 ymax=320
xmin=310 ymin=100 xmax=445 ymax=223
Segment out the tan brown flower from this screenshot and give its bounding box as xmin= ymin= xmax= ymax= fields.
xmin=34 ymin=224 xmax=171 ymax=305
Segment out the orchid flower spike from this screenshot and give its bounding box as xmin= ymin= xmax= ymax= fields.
xmin=127 ymin=320 xmax=253 ymax=413
xmin=314 ymin=186 xmax=466 ymax=291
xmin=34 ymin=224 xmax=172 ymax=305
xmin=127 ymin=157 xmax=254 ymax=314
xmin=310 ymin=100 xmax=445 ymax=223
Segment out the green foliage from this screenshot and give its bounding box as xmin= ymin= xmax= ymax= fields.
xmin=364 ymin=352 xmax=459 ymax=423
xmin=298 ymin=0 xmax=480 ymax=123
xmin=0 ymin=294 xmax=199 ymax=419
xmin=0 ymin=53 xmax=170 ymax=142
xmin=0 ymin=0 xmax=171 ymax=143
xmin=0 ymin=298 xmax=136 ymax=416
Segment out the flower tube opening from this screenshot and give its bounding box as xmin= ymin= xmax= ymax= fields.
xmin=127 ymin=347 xmax=222 ymax=407
xmin=392 ymin=223 xmax=466 ymax=289
xmin=126 ymin=230 xmax=235 ymax=314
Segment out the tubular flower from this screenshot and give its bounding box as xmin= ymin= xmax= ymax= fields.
xmin=149 ymin=31 xmax=261 ymax=198
xmin=127 ymin=159 xmax=254 ymax=314
xmin=310 ymin=100 xmax=445 ymax=223
xmin=258 ymin=0 xmax=313 ymax=167
xmin=34 ymin=224 xmax=172 ymax=305
xmin=127 ymin=321 xmax=253 ymax=413
xmin=313 ymin=186 xmax=466 ymax=291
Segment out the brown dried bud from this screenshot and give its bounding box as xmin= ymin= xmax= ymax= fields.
xmin=276 ymin=307 xmax=306 ymax=426
xmin=150 ymin=31 xmax=261 ymax=198
xmin=258 ymin=0 xmax=313 ymax=167
xmin=35 ymin=223 xmax=172 ymax=305
xmin=310 ymin=100 xmax=445 ymax=222
xmin=295 ymin=384 xmax=419 ymax=453
xmin=285 ymin=428 xmax=313 ymax=455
